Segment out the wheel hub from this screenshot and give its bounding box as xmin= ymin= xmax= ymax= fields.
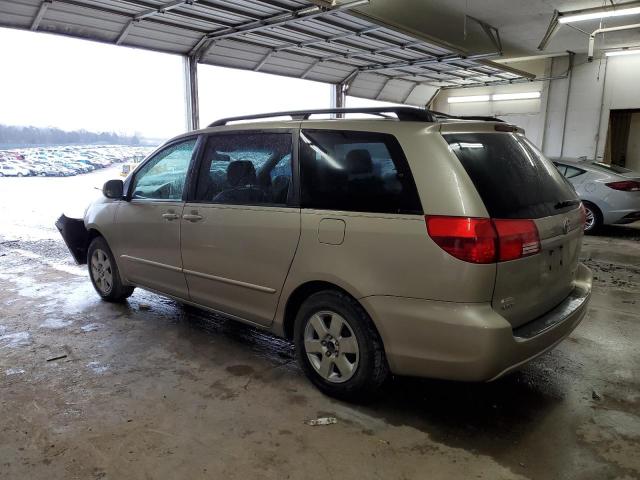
xmin=303 ymin=310 xmax=360 ymax=384
xmin=322 ymin=335 xmax=340 ymax=356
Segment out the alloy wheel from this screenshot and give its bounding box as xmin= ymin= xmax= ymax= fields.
xmin=584 ymin=206 xmax=596 ymax=231
xmin=303 ymin=310 xmax=360 ymax=383
xmin=90 ymin=249 xmax=114 ymax=295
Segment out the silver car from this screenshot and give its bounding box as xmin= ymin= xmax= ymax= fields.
xmin=553 ymin=159 xmax=640 ymax=233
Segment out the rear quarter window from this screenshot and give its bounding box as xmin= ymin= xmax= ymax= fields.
xmin=444 ymin=133 xmax=578 ymax=219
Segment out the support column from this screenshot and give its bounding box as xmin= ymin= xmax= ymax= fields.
xmin=331 ymin=83 xmax=347 ymax=117
xmin=183 ymin=55 xmax=200 ymax=131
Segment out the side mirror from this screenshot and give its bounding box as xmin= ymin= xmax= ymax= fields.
xmin=103 ymin=179 xmax=124 ymax=199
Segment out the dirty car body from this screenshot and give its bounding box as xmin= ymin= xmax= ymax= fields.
xmin=57 ymin=108 xmax=593 ymax=400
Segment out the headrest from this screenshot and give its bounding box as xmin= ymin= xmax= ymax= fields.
xmin=345 ymin=149 xmax=373 ymax=175
xmin=227 ymin=160 xmax=256 ymax=187
xmin=272 ymin=175 xmax=290 ymax=189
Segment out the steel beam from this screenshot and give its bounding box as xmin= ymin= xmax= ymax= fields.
xmin=402 ymin=84 xmax=418 ymax=103
xmin=358 ymin=52 xmax=499 ymax=73
xmin=254 ymin=50 xmax=273 ymax=71
xmin=273 ymin=26 xmax=381 ymax=54
xmin=300 ymin=59 xmax=322 ymax=79
xmin=116 ymin=20 xmax=135 ymax=45
xmin=183 ymin=55 xmax=200 ymax=131
xmin=31 ymin=0 xmax=52 ymax=31
xmin=134 ymin=0 xmax=194 ymax=21
xmin=116 ymin=0 xmax=201 ymax=45
xmin=192 ymin=0 xmax=368 ymax=60
xmin=538 ymin=10 xmax=560 ymax=51
xmin=375 ymin=77 xmax=394 ymax=99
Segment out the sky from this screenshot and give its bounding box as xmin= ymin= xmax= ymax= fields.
xmin=0 ymin=27 xmax=396 ymax=141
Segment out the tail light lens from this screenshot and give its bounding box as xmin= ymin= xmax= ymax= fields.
xmin=492 ymin=219 xmax=541 ymax=261
xmin=426 ymin=217 xmax=497 ymax=264
xmin=605 ymin=180 xmax=640 ymax=192
xmin=425 ymin=216 xmax=540 ymax=264
xmin=579 ymin=203 xmax=587 ymax=227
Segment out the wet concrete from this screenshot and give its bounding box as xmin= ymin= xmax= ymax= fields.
xmin=1 ymin=174 xmax=639 ymax=479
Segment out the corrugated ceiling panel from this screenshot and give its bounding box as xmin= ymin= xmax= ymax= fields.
xmin=0 ymin=0 xmax=534 ymax=106
xmin=0 ymin=1 xmax=38 ymax=28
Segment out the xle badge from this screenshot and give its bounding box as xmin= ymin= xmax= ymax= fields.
xmin=501 ymin=297 xmax=515 ymax=311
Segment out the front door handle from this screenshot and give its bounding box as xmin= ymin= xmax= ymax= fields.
xmin=183 ymin=213 xmax=203 ymax=222
xmin=162 ymin=213 xmax=180 ymax=221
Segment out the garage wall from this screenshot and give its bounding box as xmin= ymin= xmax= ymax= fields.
xmin=627 ymin=112 xmax=640 ymax=172
xmin=432 ymin=53 xmax=640 ymax=162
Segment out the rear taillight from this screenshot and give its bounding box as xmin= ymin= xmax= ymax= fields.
xmin=425 ymin=216 xmax=497 ymax=264
xmin=605 ymin=180 xmax=640 ymax=192
xmin=425 ymin=216 xmax=540 ymax=264
xmin=492 ymin=219 xmax=541 ymax=261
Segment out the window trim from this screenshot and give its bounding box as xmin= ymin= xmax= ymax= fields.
xmin=187 ymin=128 xmax=299 ymax=208
xmin=298 ymin=128 xmax=423 ymax=215
xmin=124 ymin=135 xmax=202 ymax=202
xmin=554 ymin=162 xmax=586 ymax=179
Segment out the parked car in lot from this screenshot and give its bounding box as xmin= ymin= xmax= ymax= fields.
xmin=57 ymin=107 xmax=592 ymax=400
xmin=0 ymin=145 xmax=154 ymax=178
xmin=0 ymin=163 xmax=30 ymax=177
xmin=553 ymin=159 xmax=640 ymax=233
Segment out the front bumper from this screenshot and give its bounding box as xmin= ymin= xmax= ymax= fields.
xmin=55 ymin=214 xmax=89 ymax=265
xmin=361 ymin=263 xmax=592 ymax=382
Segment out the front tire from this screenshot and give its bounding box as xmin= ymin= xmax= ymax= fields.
xmin=294 ymin=290 xmax=389 ymax=401
xmin=87 ymin=236 xmax=134 ymax=302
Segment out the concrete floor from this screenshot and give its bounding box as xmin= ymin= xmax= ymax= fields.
xmin=1 ymin=198 xmax=639 ymax=478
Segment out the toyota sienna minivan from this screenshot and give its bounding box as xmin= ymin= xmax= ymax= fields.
xmin=57 ymin=107 xmax=592 ymax=400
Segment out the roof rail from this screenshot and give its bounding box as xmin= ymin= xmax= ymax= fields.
xmin=207 ymin=107 xmax=435 ymax=127
xmin=430 ymin=110 xmax=505 ymax=123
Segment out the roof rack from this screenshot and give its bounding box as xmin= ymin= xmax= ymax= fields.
xmin=430 ymin=111 xmax=505 ymax=123
xmin=207 ymin=107 xmax=435 ymax=127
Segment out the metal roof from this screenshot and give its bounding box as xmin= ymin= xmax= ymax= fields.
xmin=0 ymin=0 xmax=533 ymax=105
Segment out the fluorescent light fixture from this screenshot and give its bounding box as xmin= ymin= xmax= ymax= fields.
xmin=447 ymin=92 xmax=541 ymax=104
xmin=559 ymin=6 xmax=640 ymax=24
xmin=492 ymin=92 xmax=541 ymax=101
xmin=448 ymin=95 xmax=491 ymax=104
xmin=606 ymin=49 xmax=640 ymax=57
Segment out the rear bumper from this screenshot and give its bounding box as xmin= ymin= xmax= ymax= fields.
xmin=361 ymin=263 xmax=592 ymax=382
xmin=612 ymin=210 xmax=640 ymax=225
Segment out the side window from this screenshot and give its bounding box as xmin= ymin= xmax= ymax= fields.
xmin=554 ymin=163 xmax=568 ymax=176
xmin=194 ymin=133 xmax=292 ymax=205
xmin=299 ymin=130 xmax=422 ymax=214
xmin=565 ymin=166 xmax=585 ymax=178
xmin=132 ymin=139 xmax=196 ymax=200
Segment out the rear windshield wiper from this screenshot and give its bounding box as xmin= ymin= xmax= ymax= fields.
xmin=554 ymin=199 xmax=580 ymax=209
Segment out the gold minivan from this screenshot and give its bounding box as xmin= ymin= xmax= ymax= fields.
xmin=57 ymin=107 xmax=593 ymax=400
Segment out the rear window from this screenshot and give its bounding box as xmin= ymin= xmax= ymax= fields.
xmin=444 ymin=133 xmax=578 ymax=219
xmin=300 ymin=130 xmax=422 ymax=214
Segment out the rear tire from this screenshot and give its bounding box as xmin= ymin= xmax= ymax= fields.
xmin=87 ymin=236 xmax=134 ymax=302
xmin=294 ymin=290 xmax=389 ymax=402
xmin=583 ymin=202 xmax=602 ymax=234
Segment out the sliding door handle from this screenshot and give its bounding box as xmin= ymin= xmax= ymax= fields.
xmin=183 ymin=213 xmax=203 ymax=222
